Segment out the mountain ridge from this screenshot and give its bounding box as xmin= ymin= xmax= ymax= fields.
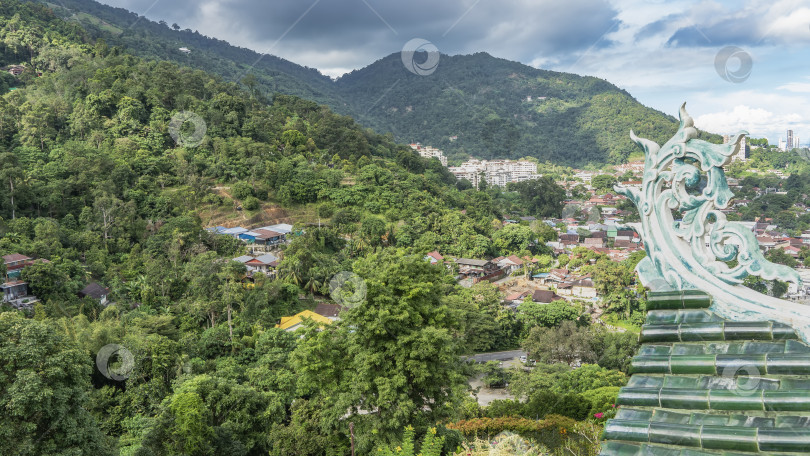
xmin=28 ymin=0 xmax=721 ymax=166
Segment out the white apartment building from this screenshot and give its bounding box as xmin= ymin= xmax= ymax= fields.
xmin=448 ymin=159 xmax=541 ymax=187
xmin=573 ymin=171 xmax=597 ymax=184
xmin=614 ymin=161 xmax=645 ymax=174
xmin=409 ymin=143 xmax=448 ymax=166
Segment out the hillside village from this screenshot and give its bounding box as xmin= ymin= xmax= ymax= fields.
xmin=4 ymin=2 xmax=810 ymax=454
xmin=6 ymin=162 xmax=810 ymax=332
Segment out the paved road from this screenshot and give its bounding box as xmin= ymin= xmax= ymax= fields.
xmin=465 ymin=349 xmax=526 ymax=363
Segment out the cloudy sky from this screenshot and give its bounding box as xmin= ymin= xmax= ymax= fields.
xmin=99 ymin=0 xmax=810 ymax=145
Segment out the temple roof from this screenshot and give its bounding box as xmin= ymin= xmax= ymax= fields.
xmin=599 ymin=291 xmax=810 ymax=455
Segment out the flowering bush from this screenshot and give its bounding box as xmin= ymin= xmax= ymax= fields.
xmin=591 ymin=404 xmax=618 ymax=423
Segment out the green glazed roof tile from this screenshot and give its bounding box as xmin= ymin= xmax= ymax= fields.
xmin=650 ymin=410 xmax=693 ymax=424
xmin=630 ymin=353 xmax=810 ymax=376
xmin=774 ymin=416 xmax=810 ymax=428
xmin=602 ymin=300 xmax=810 ymax=455
xmin=616 ymin=408 xmax=654 ymax=421
xmin=628 ymin=375 xmax=666 ymax=388
xmin=599 ymin=440 xmax=801 ymax=456
xmin=785 ymin=340 xmax=810 ymax=353
xmin=641 ymin=345 xmax=676 ymax=356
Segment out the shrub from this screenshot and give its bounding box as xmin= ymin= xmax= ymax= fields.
xmin=231 ymin=182 xmax=253 ymax=200
xmin=446 ymin=415 xmax=577 ymax=450
xmin=242 ymin=196 xmax=260 ymax=211
xmin=377 ymin=426 xmax=443 ymax=456
xmin=524 ymin=392 xmax=592 ymax=421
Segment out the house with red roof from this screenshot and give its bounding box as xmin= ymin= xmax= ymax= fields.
xmin=424 ymin=251 xmax=444 ymax=264
xmin=2 ymin=254 xmax=33 ymax=279
xmin=496 ymin=255 xmax=524 ymax=274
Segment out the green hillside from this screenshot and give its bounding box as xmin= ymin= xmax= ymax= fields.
xmin=336 ymin=52 xmax=691 ymax=165
xmin=25 ymin=0 xmax=724 ymax=167
xmin=0 ymin=2 xmax=644 ymax=454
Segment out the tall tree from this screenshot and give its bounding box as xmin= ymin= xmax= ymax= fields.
xmin=292 ymin=250 xmax=467 ymax=452
xmin=0 ymin=152 xmax=22 ymax=219
xmin=0 ymin=313 xmax=113 ymax=455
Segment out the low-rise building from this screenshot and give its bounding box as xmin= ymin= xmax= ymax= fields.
xmin=233 ymin=253 xmax=279 ymax=275
xmin=1 ymin=280 xmax=37 ymax=308
xmin=425 ymin=251 xmax=444 ymax=264
xmin=496 ymin=255 xmax=524 ymax=274
xmin=2 ymin=253 xmax=33 ymax=279
xmin=1 ymin=280 xmax=28 ymax=302
xmin=275 ymin=310 xmax=332 ymax=332
xmin=79 ymin=282 xmax=111 ymax=305
xmin=455 ymin=258 xmax=497 ymax=278
xmin=531 ymin=289 xmax=564 ymax=303
xmin=313 ymin=303 xmax=344 ymax=321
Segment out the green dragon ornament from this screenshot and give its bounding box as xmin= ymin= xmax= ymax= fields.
xmin=614 ymin=103 xmax=810 ymax=341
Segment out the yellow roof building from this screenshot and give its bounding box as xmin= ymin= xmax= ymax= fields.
xmin=275 ymin=310 xmax=332 ymax=331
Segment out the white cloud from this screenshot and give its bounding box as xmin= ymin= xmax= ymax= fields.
xmin=95 ymin=0 xmax=810 ymax=147
xmin=695 ymin=105 xmax=805 ymax=141
xmin=777 ymin=82 xmax=810 ymax=93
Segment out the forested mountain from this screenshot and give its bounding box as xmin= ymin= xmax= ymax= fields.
xmin=22 ymin=0 xmax=718 ymax=166
xmin=0 ymin=3 xmax=590 ymax=454
xmin=336 ymin=51 xmax=692 ymax=165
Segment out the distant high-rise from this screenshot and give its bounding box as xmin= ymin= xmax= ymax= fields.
xmin=722 ymin=135 xmax=748 ymax=162
xmin=787 ymin=130 xmax=794 ymax=150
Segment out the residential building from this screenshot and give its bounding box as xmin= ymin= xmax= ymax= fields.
xmin=1 ymin=280 xmax=28 ymax=302
xmin=252 ymin=229 xmax=285 ymax=245
xmin=614 ymin=239 xmax=633 ymax=249
xmin=409 ymin=143 xmax=448 ymax=166
xmin=313 ymin=303 xmax=344 ymax=321
xmin=209 ymin=224 xmax=292 ymax=245
xmin=425 ymin=251 xmax=444 ymax=264
xmin=79 ymin=282 xmax=111 ymax=305
xmin=233 ymin=253 xmax=279 ymax=275
xmin=496 ymin=255 xmax=524 ymax=274
xmin=571 ymin=277 xmax=597 ymax=299
xmin=559 ymin=233 xmax=579 ymax=246
xmin=2 ymin=253 xmax=33 ymax=279
xmin=454 ymin=258 xmax=497 ymax=278
xmin=221 ymin=227 xmax=249 ymax=238
xmin=257 ymin=223 xmax=294 ymax=235
xmin=448 ymin=159 xmax=540 ymax=187
xmin=614 ymin=161 xmax=645 ymax=174
xmin=1 ymin=280 xmax=37 ymax=308
xmin=504 ymin=291 xmax=530 ymax=308
xmin=275 ymin=310 xmax=332 ymax=332
xmin=531 ymin=289 xmax=564 ymax=304
xmin=583 ymin=237 xmax=604 ymax=248
xmin=547 ymin=268 xmax=570 ymax=283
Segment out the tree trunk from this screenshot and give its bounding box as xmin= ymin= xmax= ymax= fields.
xmin=9 ymin=177 xmax=14 ymax=219
xmin=227 ymin=302 xmax=233 ymax=344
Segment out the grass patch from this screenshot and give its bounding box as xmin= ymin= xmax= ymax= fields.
xmin=601 ymin=314 xmax=641 ymax=333
xmin=74 ymin=12 xmax=123 ymax=35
